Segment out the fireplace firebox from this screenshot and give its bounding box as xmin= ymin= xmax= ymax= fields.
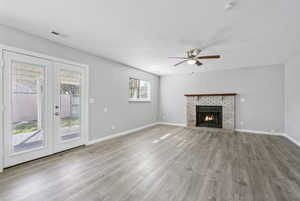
xmin=196 ymin=106 xmax=222 ymax=128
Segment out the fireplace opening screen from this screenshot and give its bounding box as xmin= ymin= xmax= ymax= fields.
xmin=196 ymin=106 xmax=222 ymax=128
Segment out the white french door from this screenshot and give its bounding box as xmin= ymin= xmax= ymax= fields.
xmin=3 ymin=51 xmax=53 ymax=167
xmin=53 ymin=63 xmax=86 ymax=153
xmin=2 ymin=51 xmax=88 ymax=168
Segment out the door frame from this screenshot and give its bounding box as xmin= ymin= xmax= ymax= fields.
xmin=0 ymin=48 xmax=4 ymax=173
xmin=0 ymin=44 xmax=89 ymax=172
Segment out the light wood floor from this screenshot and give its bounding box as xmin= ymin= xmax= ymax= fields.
xmin=1 ymin=125 xmax=300 ymax=201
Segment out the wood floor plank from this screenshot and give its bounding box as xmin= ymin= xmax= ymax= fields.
xmin=0 ymin=125 xmax=300 ymax=201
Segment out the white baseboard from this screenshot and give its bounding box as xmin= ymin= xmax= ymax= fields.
xmin=235 ymin=129 xmax=300 ymax=147
xmin=86 ymin=122 xmax=300 ymax=148
xmin=86 ymin=122 xmax=158 ymax=145
xmin=156 ymin=122 xmax=186 ymax=127
xmin=157 ymin=122 xmax=286 ymax=136
xmin=235 ymin=129 xmax=286 ymax=136
xmin=157 ymin=122 xmax=286 ymax=137
xmin=282 ymin=134 xmax=300 ymax=147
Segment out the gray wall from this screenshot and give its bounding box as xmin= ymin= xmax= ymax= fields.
xmin=285 ymin=52 xmax=300 ymax=143
xmin=0 ymin=25 xmax=160 ymax=141
xmin=160 ymin=65 xmax=285 ymax=133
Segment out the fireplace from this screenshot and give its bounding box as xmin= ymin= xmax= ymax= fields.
xmin=186 ymin=94 xmax=236 ymax=129
xmin=196 ymin=105 xmax=222 ymax=128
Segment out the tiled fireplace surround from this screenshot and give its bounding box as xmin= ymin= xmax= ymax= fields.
xmin=186 ymin=94 xmax=236 ymax=130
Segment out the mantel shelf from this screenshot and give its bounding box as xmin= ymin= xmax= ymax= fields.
xmin=184 ymin=93 xmax=237 ymax=97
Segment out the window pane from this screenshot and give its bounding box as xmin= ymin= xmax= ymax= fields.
xmin=11 ymin=61 xmax=45 ymax=153
xmin=60 ymin=70 xmax=81 ymax=141
xmin=129 ymin=78 xmax=134 ymax=98
xmin=129 ymin=78 xmax=150 ymax=100
xmin=139 ymin=80 xmax=148 ymax=99
xmin=129 ymin=78 xmax=139 ymax=99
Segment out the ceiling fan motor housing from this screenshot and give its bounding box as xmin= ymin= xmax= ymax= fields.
xmin=187 ymin=49 xmax=201 ymax=58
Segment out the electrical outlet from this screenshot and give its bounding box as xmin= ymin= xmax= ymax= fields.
xmin=104 ymin=107 xmax=108 ymax=113
xmin=240 ymin=98 xmax=245 ymax=102
xmin=111 ymin=125 xmax=116 ymax=130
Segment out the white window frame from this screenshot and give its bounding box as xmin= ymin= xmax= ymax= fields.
xmin=128 ymin=77 xmax=151 ymax=102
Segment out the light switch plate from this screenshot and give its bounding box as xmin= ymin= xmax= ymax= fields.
xmin=89 ymin=98 xmax=95 ymax=104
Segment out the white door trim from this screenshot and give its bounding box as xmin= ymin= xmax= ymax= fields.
xmin=0 ymin=48 xmax=4 ymax=172
xmin=0 ymin=44 xmax=89 ymax=171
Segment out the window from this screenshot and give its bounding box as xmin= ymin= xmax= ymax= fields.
xmin=129 ymin=78 xmax=151 ymax=101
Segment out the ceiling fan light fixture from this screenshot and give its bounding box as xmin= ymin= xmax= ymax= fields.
xmin=187 ymin=60 xmax=197 ymax=65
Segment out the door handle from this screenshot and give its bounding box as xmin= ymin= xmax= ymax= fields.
xmin=54 ymin=112 xmax=60 ymax=116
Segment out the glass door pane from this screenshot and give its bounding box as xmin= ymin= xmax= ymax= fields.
xmin=59 ymin=70 xmax=81 ymax=141
xmin=3 ymin=51 xmax=52 ymax=168
xmin=11 ymin=61 xmax=45 ymax=153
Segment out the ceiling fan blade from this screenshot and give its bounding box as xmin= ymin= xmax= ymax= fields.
xmin=196 ymin=61 xmax=203 ymax=66
xmin=174 ymin=60 xmax=188 ymax=67
xmin=197 ymin=55 xmax=221 ymax=59
xmin=168 ymin=57 xmax=188 ymax=59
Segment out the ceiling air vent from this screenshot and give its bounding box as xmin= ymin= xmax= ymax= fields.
xmin=51 ymin=31 xmax=60 ymax=36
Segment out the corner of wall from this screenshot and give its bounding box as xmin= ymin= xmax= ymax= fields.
xmin=284 ymin=51 xmax=300 ymax=146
